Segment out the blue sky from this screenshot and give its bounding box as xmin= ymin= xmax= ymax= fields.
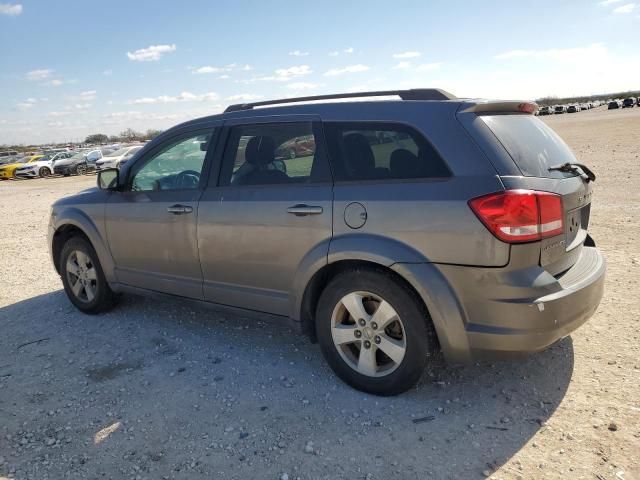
xmin=1 ymin=0 xmax=639 ymax=144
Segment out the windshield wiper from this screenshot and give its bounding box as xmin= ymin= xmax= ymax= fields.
xmin=548 ymin=162 xmax=596 ymax=183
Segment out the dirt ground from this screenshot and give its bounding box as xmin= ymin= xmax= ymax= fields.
xmin=0 ymin=107 xmax=638 ymax=480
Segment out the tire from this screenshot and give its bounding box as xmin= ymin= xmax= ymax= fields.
xmin=76 ymin=164 xmax=87 ymax=175
xmin=39 ymin=167 xmax=51 ymax=177
xmin=59 ymin=236 xmax=115 ymax=314
xmin=315 ymin=268 xmax=436 ymax=395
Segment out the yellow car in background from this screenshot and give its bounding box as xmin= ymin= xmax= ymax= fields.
xmin=0 ymin=155 xmax=44 ymax=179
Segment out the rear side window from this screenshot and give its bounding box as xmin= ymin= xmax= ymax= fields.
xmin=324 ymin=122 xmax=450 ymax=182
xmin=481 ymin=115 xmax=579 ymax=179
xmin=219 ymin=122 xmax=330 ymax=186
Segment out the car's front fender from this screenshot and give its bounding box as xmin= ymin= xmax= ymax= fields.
xmin=50 ymin=202 xmax=116 ymax=283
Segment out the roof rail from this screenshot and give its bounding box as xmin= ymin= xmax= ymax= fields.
xmin=224 ymin=88 xmax=457 ymax=113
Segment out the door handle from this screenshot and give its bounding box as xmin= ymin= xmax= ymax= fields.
xmin=287 ymin=204 xmax=323 ymax=216
xmin=167 ymin=204 xmax=193 ymax=215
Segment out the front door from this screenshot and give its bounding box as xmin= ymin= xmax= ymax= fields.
xmin=198 ymin=118 xmax=333 ymax=315
xmin=105 ymin=127 xmax=218 ymax=299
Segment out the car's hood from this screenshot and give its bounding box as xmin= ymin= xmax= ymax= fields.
xmin=0 ymin=162 xmax=21 ymax=170
xmin=51 ymin=186 xmax=103 ymax=209
xmin=17 ymin=160 xmax=50 ymax=169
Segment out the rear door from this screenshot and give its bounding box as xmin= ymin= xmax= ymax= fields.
xmin=472 ymin=113 xmax=593 ymax=275
xmin=197 ymin=116 xmax=333 ymax=316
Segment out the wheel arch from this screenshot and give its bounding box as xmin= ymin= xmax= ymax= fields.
xmin=51 ymin=209 xmax=116 ymax=283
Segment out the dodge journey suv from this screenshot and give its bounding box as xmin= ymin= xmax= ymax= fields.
xmin=49 ymin=89 xmax=605 ymax=395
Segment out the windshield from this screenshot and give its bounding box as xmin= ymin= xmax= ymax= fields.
xmin=68 ymin=152 xmax=86 ymax=161
xmin=481 ymin=114 xmax=580 ymax=179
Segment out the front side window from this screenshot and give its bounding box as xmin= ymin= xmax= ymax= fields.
xmin=219 ymin=122 xmax=328 ymax=186
xmin=324 ymin=122 xmax=450 ymax=182
xmin=130 ymin=131 xmax=211 ymax=191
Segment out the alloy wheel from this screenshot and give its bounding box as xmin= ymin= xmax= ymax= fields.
xmin=331 ymin=291 xmax=407 ymax=377
xmin=65 ymin=250 xmax=98 ymax=303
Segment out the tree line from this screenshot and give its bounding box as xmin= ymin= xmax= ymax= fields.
xmin=84 ymin=128 xmax=164 ymax=145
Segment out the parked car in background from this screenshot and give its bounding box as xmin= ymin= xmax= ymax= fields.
xmin=608 ymin=100 xmax=621 ymax=110
xmin=567 ymin=105 xmax=579 ymax=113
xmin=554 ymin=105 xmax=567 ymax=114
xmin=538 ymin=106 xmax=553 ymax=116
xmin=0 ymin=150 xmax=21 ymax=165
xmin=95 ymin=145 xmax=144 ymax=171
xmin=623 ymin=97 xmax=636 ymax=108
xmin=53 ymin=149 xmax=112 ymax=176
xmin=0 ymin=154 xmax=44 ymax=179
xmin=50 ymin=89 xmax=605 ymax=395
xmin=15 ymin=151 xmax=74 ymax=178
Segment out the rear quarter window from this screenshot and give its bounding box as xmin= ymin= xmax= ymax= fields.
xmin=481 ymin=115 xmax=579 ymax=179
xmin=324 ymin=122 xmax=450 ymax=182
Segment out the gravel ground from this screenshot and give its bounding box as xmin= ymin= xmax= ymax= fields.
xmin=1 ymin=107 xmax=639 ymax=480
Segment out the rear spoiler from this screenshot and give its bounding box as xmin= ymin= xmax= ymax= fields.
xmin=458 ymin=100 xmax=539 ymax=114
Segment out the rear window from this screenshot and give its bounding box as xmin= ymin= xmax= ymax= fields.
xmin=481 ymin=115 xmax=579 ymax=179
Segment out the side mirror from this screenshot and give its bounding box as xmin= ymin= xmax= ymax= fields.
xmin=97 ymin=168 xmax=119 ymax=190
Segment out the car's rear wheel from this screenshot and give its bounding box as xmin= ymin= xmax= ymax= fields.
xmin=60 ymin=236 xmax=115 ymax=314
xmin=315 ymin=268 xmax=436 ymax=395
xmin=76 ymin=164 xmax=87 ymax=175
xmin=39 ymin=167 xmax=51 ymax=177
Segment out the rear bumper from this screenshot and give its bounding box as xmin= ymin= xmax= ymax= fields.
xmin=433 ymin=246 xmax=605 ymax=361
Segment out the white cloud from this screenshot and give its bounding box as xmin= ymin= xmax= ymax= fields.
xmin=289 ymin=50 xmax=309 ymax=56
xmin=286 ymin=82 xmax=321 ymax=90
xmin=0 ymin=3 xmax=22 ymax=15
xmin=241 ymin=64 xmax=252 ymax=71
xmin=494 ymin=43 xmax=606 ymax=60
xmin=130 ymin=91 xmax=218 ymax=104
xmin=73 ymin=103 xmax=92 ymax=110
xmin=393 ymin=51 xmax=421 ymax=59
xmin=218 ymin=74 xmax=230 ymax=79
xmin=599 ymin=0 xmax=623 ymax=4
xmin=392 ymin=61 xmax=412 ymax=70
xmin=126 ymin=44 xmax=176 ymax=62
xmin=613 ymin=2 xmax=636 ymax=12
xmin=79 ymin=90 xmax=97 ymax=100
xmin=47 ymin=79 xmax=63 ymax=87
xmin=47 ymin=111 xmax=71 ymax=117
xmin=103 ymin=69 xmax=113 ymax=76
xmin=226 ymin=94 xmax=262 ymax=101
xmin=193 ymin=66 xmax=222 ymax=74
xmin=255 ymin=65 xmax=312 ymax=82
xmin=324 ymin=64 xmax=370 ymax=76
xmin=328 ymin=47 xmax=354 ymax=57
xmin=17 ymin=99 xmax=35 ymax=110
xmin=26 ymin=68 xmax=53 ymax=81
xmin=274 ymin=65 xmax=312 ymax=78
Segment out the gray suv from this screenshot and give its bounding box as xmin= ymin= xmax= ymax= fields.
xmin=49 ymin=89 xmax=605 ymax=395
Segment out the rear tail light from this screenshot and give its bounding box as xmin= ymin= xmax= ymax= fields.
xmin=469 ymin=190 xmax=564 ymax=243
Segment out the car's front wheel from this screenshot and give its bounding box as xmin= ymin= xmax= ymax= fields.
xmin=39 ymin=167 xmax=51 ymax=177
xmin=76 ymin=164 xmax=87 ymax=175
xmin=60 ymin=236 xmax=115 ymax=314
xmin=316 ymin=268 xmax=436 ymax=395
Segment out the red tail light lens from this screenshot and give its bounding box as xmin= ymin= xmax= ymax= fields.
xmin=469 ymin=190 xmax=564 ymax=243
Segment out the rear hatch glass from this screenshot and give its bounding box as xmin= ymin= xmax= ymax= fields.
xmin=480 ymin=114 xmax=592 ymax=275
xmin=480 ymin=115 xmax=579 ymax=179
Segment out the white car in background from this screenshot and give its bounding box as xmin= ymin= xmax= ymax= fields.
xmin=95 ymin=145 xmax=143 ymax=171
xmin=14 ymin=151 xmax=74 ymax=178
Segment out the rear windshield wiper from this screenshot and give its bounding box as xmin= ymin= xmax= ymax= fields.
xmin=548 ymin=162 xmax=596 ymax=182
